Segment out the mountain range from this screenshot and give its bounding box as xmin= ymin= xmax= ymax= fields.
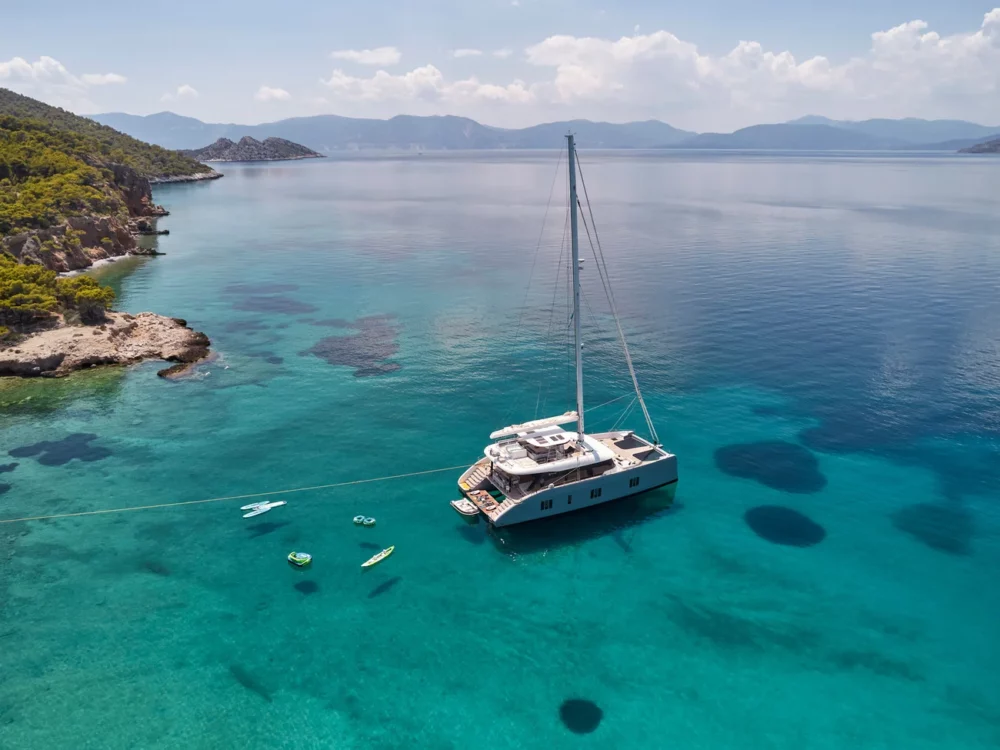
xmin=91 ymin=111 xmax=1000 ymax=153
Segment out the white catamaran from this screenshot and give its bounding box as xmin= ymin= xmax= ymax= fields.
xmin=457 ymin=135 xmax=678 ymax=527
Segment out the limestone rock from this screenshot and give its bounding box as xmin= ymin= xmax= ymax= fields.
xmin=0 ymin=312 xmax=211 ymax=378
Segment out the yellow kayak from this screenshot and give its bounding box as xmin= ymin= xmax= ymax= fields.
xmin=362 ymin=546 xmax=394 ymax=568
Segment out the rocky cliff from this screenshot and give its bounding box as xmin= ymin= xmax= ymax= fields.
xmin=1 ymin=162 xmax=169 ymax=273
xmin=182 ymin=136 xmax=323 ymax=162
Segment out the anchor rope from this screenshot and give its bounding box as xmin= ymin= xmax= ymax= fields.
xmin=0 ymin=463 xmax=472 ymax=525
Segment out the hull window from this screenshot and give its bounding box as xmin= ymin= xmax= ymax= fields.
xmin=629 ymin=477 xmax=640 ymax=488
xmin=540 ymin=499 xmax=553 ymax=510
xmin=567 ymin=495 xmax=572 ymax=505
xmin=590 ymin=488 xmax=602 ymax=499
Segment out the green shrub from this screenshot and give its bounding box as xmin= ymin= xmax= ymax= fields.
xmin=1 ymin=254 xmax=114 ymax=326
xmin=0 ymin=88 xmax=213 ymax=178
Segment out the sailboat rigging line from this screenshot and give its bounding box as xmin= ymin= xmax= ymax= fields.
xmin=510 ymin=147 xmax=563 ymax=348
xmin=612 ymin=396 xmax=639 ymax=431
xmin=584 ymin=393 xmax=633 ymax=413
xmin=535 ymin=205 xmax=571 ymax=419
xmin=501 ymin=149 xmax=566 ymax=427
xmin=574 ymin=148 xmax=660 ymax=445
xmin=0 ymin=464 xmax=473 ymax=525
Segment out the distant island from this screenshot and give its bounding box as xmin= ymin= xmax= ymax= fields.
xmin=0 ymin=88 xmax=214 ymax=377
xmin=181 ymin=136 xmax=324 ymax=162
xmin=92 ymin=110 xmax=1000 ymax=153
xmin=959 ymin=138 xmax=1000 ymax=154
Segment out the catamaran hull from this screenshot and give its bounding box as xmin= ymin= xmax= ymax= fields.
xmin=462 ymin=452 xmax=678 ymax=528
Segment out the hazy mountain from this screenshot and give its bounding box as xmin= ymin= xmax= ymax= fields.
xmin=92 ymin=111 xmax=234 ymax=150
xmin=674 ymin=124 xmax=905 ymax=150
xmin=92 ymin=109 xmax=1000 ymax=152
xmin=91 ymin=112 xmax=694 ymax=151
xmin=786 ymin=116 xmax=1000 ymax=145
xmin=912 ymin=134 xmax=1000 ymax=151
xmin=496 ymin=119 xmax=692 ymax=148
xmin=181 ymin=136 xmax=324 ymax=162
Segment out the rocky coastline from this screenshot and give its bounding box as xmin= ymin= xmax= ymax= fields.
xmin=0 ymin=312 xmax=210 ymax=378
xmin=149 ymin=172 xmax=225 ymax=184
xmin=1 ymin=164 xmax=220 ymax=273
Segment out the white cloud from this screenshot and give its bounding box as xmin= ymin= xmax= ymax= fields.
xmin=81 ymin=72 xmax=127 ymax=85
xmin=493 ymin=48 xmax=513 ymax=59
xmin=322 ymin=64 xmax=533 ymax=104
xmin=322 ymin=9 xmax=1000 ymax=129
xmin=0 ymin=56 xmax=128 ymax=110
xmin=453 ymin=49 xmax=483 ymax=58
xmin=520 ymin=8 xmax=1000 ymax=128
xmin=255 ymin=85 xmax=291 ymax=102
xmin=161 ymin=84 xmax=198 ymax=102
xmin=330 ymin=47 xmax=402 ymax=66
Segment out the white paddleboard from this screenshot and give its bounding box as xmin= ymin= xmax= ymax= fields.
xmin=240 ymin=501 xmax=270 ymax=511
xmin=243 ymin=500 xmax=287 ymax=518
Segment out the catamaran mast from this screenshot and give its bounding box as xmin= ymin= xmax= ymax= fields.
xmin=567 ymin=134 xmax=585 ymax=434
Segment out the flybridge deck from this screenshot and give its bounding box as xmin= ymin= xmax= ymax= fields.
xmin=486 ymin=426 xmax=616 ymax=476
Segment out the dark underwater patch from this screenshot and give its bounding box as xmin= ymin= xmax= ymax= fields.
xmin=300 ymin=314 xmax=400 ymax=376
xmin=359 ymin=541 xmax=381 ymax=551
xmin=224 ymin=283 xmax=300 ymax=295
xmin=891 ymin=503 xmax=973 ymax=556
xmin=559 ymin=699 xmax=603 ymax=734
xmin=0 ymin=483 xmax=9 ymax=495
xmin=294 ymin=580 xmax=319 ymax=596
xmin=141 ymin=560 xmax=171 ymax=577
xmin=9 ymin=433 xmax=111 ymax=466
xmin=247 ymin=350 xmax=284 ymax=365
xmin=457 ymin=525 xmax=485 ymax=545
xmin=830 ymin=649 xmax=923 ymax=682
xmin=228 ymin=664 xmax=273 ymax=702
xmin=233 ymin=296 xmax=318 ymax=315
xmin=665 ymin=594 xmax=820 ymax=652
xmin=367 ymin=576 xmax=402 ymax=599
xmin=0 ymin=463 xmax=17 ymax=473
xmin=246 ymin=521 xmax=290 ymax=539
xmin=715 ymin=441 xmax=826 ymax=494
xmin=744 ymin=505 xmax=826 ymax=547
xmin=223 ymin=319 xmax=269 ymax=333
xmin=311 ymin=318 xmax=353 ymax=328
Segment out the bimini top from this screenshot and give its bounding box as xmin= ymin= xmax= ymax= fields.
xmin=486 ymin=432 xmax=615 ymax=476
xmin=489 ymin=412 xmax=578 ymax=440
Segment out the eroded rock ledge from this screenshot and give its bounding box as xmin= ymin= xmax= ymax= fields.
xmin=0 ymin=312 xmax=210 ymax=378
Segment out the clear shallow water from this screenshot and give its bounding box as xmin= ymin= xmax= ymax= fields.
xmin=1 ymin=151 xmax=999 ymax=748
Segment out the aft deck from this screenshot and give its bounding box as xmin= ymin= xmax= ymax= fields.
xmin=464 ymin=488 xmax=516 ymax=522
xmin=596 ymin=432 xmax=662 ymax=466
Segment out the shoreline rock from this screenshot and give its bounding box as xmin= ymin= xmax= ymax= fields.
xmin=149 ymin=172 xmax=225 ymax=185
xmin=0 ymin=312 xmax=211 ymax=378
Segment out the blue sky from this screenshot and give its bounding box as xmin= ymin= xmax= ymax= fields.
xmin=2 ymin=1 xmax=999 ymax=129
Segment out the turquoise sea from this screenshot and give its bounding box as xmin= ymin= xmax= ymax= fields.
xmin=2 ymin=151 xmax=999 ymax=748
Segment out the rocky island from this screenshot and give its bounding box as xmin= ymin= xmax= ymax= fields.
xmin=959 ymin=138 xmax=1000 ymax=154
xmin=181 ymin=135 xmax=324 ymax=162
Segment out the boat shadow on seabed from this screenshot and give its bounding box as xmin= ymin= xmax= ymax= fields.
xmin=478 ymin=484 xmax=679 ymax=558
